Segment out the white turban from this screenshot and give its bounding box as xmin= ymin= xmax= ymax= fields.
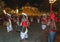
xmin=22 ymin=13 xmax=28 ymax=19
xmin=22 ymin=13 xmax=27 ymax=17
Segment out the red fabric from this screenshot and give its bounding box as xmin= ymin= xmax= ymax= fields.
xmin=55 ymin=17 xmax=59 ymax=22
xmin=50 ymin=30 xmax=56 ymax=32
xmin=50 ymin=13 xmax=55 ymax=20
xmin=50 ymin=22 xmax=56 ymax=32
xmin=42 ymin=18 xmax=47 ymax=23
xmin=22 ymin=21 xmax=27 ymax=27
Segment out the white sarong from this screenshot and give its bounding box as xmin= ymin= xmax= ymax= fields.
xmin=20 ymin=28 xmax=28 ymax=39
xmin=7 ymin=24 xmax=13 ymax=32
xmin=42 ymin=24 xmax=46 ymax=30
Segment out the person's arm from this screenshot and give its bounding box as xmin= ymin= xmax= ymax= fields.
xmin=3 ymin=10 xmax=11 ymax=16
xmin=3 ymin=10 xmax=7 ymax=14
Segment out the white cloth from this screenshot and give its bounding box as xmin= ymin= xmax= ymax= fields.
xmin=6 ymin=13 xmax=11 ymax=17
xmin=7 ymin=19 xmax=13 ymax=32
xmin=22 ymin=13 xmax=27 ymax=17
xmin=20 ymin=28 xmax=28 ymax=39
xmin=7 ymin=24 xmax=13 ymax=32
xmin=42 ymin=24 xmax=46 ymax=30
xmin=37 ymin=19 xmax=40 ymax=23
xmin=30 ymin=18 xmax=33 ymax=22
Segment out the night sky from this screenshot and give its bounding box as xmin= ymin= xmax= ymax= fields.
xmin=2 ymin=0 xmax=59 ymax=11
xmin=2 ymin=0 xmax=44 ymax=8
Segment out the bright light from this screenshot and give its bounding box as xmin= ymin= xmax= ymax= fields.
xmin=16 ymin=9 xmax=19 ymax=13
xmin=49 ymin=0 xmax=56 ymax=3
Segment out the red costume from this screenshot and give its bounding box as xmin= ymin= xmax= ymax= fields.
xmin=22 ymin=21 xmax=27 ymax=27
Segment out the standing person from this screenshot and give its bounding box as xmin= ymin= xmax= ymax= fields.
xmin=15 ymin=17 xmax=20 ymax=31
xmin=20 ymin=13 xmax=29 ymax=41
xmin=37 ymin=17 xmax=40 ymax=23
xmin=30 ymin=17 xmax=33 ymax=22
xmin=3 ymin=10 xmax=13 ymax=32
xmin=48 ymin=20 xmax=56 ymax=42
xmin=41 ymin=14 xmax=47 ymax=30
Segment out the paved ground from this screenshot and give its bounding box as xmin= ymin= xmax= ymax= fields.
xmin=0 ymin=22 xmax=60 ymax=42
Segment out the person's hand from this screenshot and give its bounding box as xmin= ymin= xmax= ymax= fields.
xmin=3 ymin=10 xmax=7 ymax=14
